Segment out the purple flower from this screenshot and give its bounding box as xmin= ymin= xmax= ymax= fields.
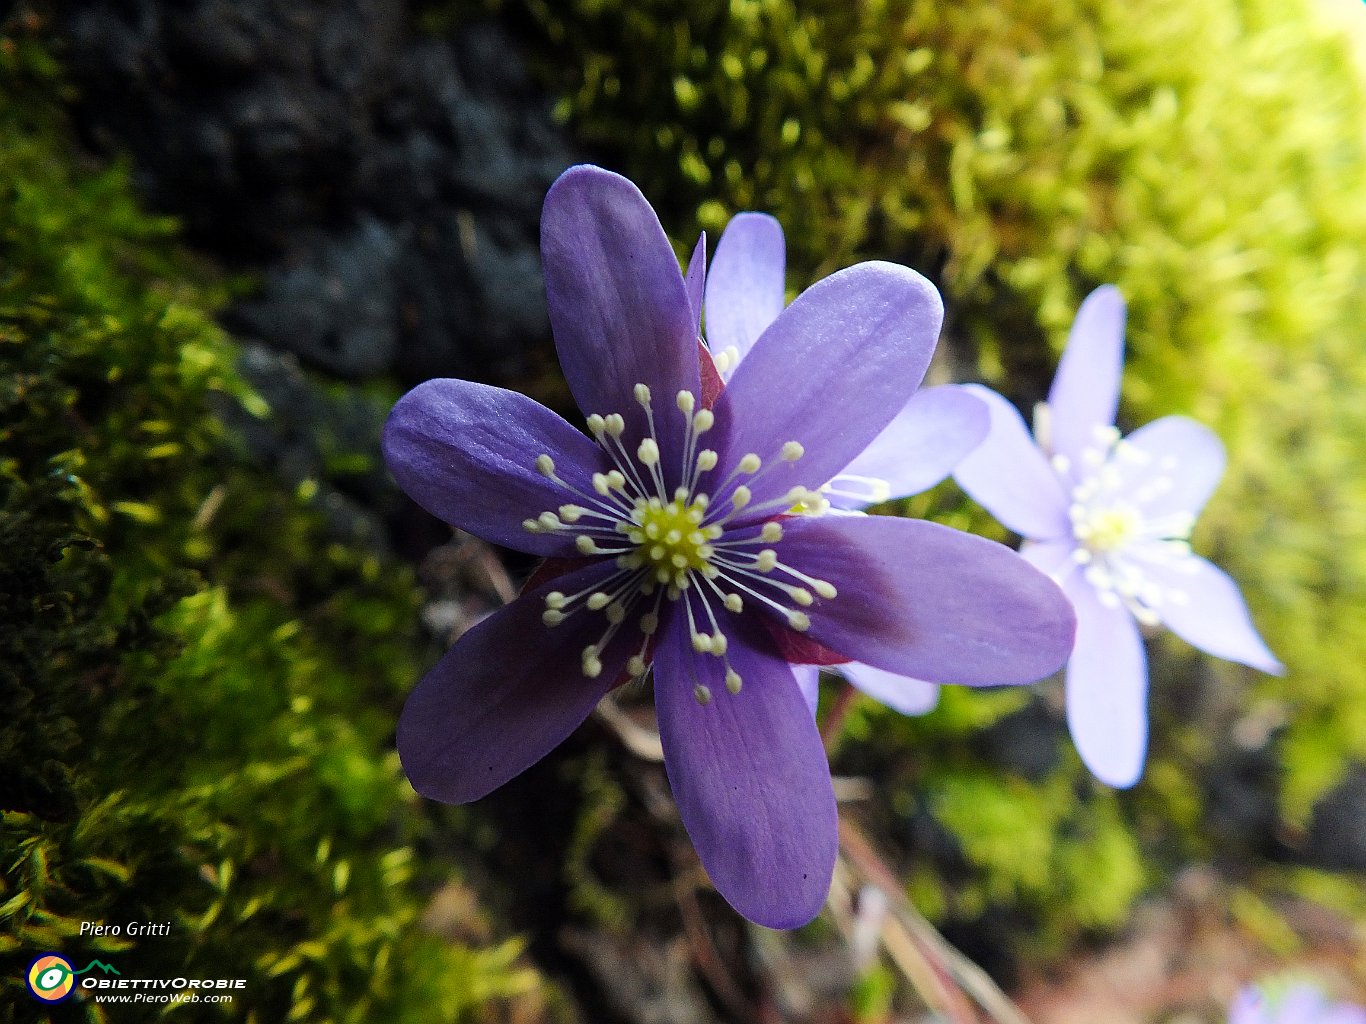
xmin=954 ymin=286 xmax=1283 ymax=788
xmin=1230 ymin=983 xmax=1366 ymax=1024
xmin=704 ymin=211 xmax=991 ymax=718
xmin=383 ymin=165 xmax=1076 ymax=928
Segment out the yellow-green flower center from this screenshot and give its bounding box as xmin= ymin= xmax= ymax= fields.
xmin=625 ymin=496 xmax=720 ymax=581
xmin=1079 ymin=503 xmax=1143 ymax=553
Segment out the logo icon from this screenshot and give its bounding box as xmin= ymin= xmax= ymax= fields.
xmin=26 ymin=953 xmax=76 ymax=1002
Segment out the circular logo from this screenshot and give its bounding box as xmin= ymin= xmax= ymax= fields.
xmin=27 ymin=954 xmax=76 ymax=1002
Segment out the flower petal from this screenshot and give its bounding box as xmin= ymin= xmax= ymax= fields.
xmin=828 ymin=385 xmax=990 ymax=509
xmin=685 ymin=232 xmax=706 ymax=338
xmin=541 ymin=165 xmax=700 ymax=467
xmin=776 ymin=516 xmax=1075 ymax=685
xmin=1226 ymin=989 xmax=1265 ymax=1024
xmin=654 ymin=613 xmax=837 ymax=929
xmin=793 ymin=664 xmax=821 ymax=718
xmin=383 ymin=378 xmax=609 ymax=556
xmin=1019 ymin=538 xmax=1083 ymax=579
xmin=1047 ymin=285 xmax=1126 ymax=462
xmin=398 ymin=562 xmax=625 ymax=804
xmin=839 ymin=662 xmax=940 ymax=716
xmin=1122 ymin=415 xmax=1226 ymax=519
xmin=1139 ymin=554 xmax=1283 ymax=673
xmin=1061 ymin=568 xmax=1148 ymax=789
xmin=714 ymin=262 xmax=943 ymax=506
xmin=704 ymin=212 xmax=785 ymax=374
xmin=953 ymin=385 xmax=1072 ymax=540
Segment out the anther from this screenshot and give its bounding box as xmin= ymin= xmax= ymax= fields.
xmin=723 ymin=593 xmax=743 ymax=613
xmin=693 ymin=409 xmax=714 ymax=433
xmin=538 ymin=512 xmax=561 ymax=530
xmin=732 ymin=486 xmax=751 ymax=508
xmin=760 ymin=522 xmax=783 ymax=542
xmin=756 ymin=550 xmax=778 ymax=572
xmin=604 ymin=414 xmax=625 ymax=437
xmin=628 ymin=655 xmax=647 ymax=677
xmin=725 ymin=669 xmax=742 ymax=695
xmin=586 ymin=414 xmax=605 ymax=435
xmin=634 ymin=383 xmax=652 ymax=405
xmin=586 ymin=592 xmax=610 ymax=611
xmin=791 ymin=588 xmax=813 ymax=606
xmin=738 ymin=454 xmax=761 ymax=474
xmin=576 ymin=536 xmax=600 ymax=555
xmin=692 ymin=632 xmax=713 ymax=653
xmin=787 ymin=610 xmax=811 ymax=631
xmin=811 ymin=580 xmax=837 ymax=600
xmin=545 ymin=592 xmax=566 ymax=610
xmin=606 ymin=602 xmax=626 ymax=624
xmin=558 ymin=504 xmax=584 ymax=522
xmin=536 ymin=454 xmax=556 ymax=477
xmin=676 ymin=390 xmax=696 ymax=414
xmin=781 ymin=441 xmax=805 ymax=461
xmin=640 ymin=613 xmax=660 ymax=635
xmin=638 ymin=438 xmax=660 ymax=465
xmin=542 ymin=610 xmax=564 ymax=626
xmin=693 ymin=684 xmax=712 ymax=705
xmin=697 ymin=449 xmax=718 ymax=471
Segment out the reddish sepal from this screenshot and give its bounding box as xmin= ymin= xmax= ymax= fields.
xmin=698 ymin=340 xmax=725 ymax=410
xmin=761 ymin=615 xmax=851 ymax=666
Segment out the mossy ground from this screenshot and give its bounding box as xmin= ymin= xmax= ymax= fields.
xmin=0 ymin=21 xmax=551 ymax=1023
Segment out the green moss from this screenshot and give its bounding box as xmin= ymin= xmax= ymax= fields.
xmin=0 ymin=25 xmax=546 ymax=1022
xmin=491 ymin=0 xmax=1366 ymax=955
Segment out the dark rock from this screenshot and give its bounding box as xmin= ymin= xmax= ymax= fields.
xmin=1303 ymin=765 xmax=1366 ymax=871
xmin=59 ymin=1 xmax=575 ymax=386
xmin=1203 ymin=743 xmax=1282 ymax=859
xmin=229 ymin=216 xmax=403 ymax=378
xmin=221 ymin=343 xmax=395 ymax=550
xmin=978 ymin=696 xmax=1063 ymax=781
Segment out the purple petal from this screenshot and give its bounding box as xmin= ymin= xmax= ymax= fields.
xmin=1322 ymin=1005 xmax=1366 ymax=1024
xmin=1122 ymin=415 xmax=1226 ymax=519
xmin=793 ymin=663 xmax=821 ymax=718
xmin=541 ymin=165 xmax=700 ymax=469
xmin=1061 ymin=569 xmax=1148 ymax=789
xmin=713 ymin=262 xmax=943 ymax=507
xmin=1227 ymin=988 xmax=1266 ymax=1024
xmin=1047 ymin=285 xmax=1126 ymax=462
xmin=685 ymin=232 xmax=706 ymax=338
xmin=776 ymin=516 xmax=1075 ymax=685
xmin=655 ymin=613 xmax=836 ymax=929
xmin=383 ymin=378 xmax=609 ymax=557
xmin=829 ymin=386 xmax=990 ymax=509
xmin=1139 ymin=554 xmax=1283 ymax=673
xmin=398 ymin=562 xmax=624 ymax=804
xmin=953 ymin=385 xmax=1072 ymax=540
xmin=704 ymin=212 xmax=785 ymax=373
xmin=839 ymin=662 xmax=940 ymax=716
xmin=1019 ymin=538 xmax=1083 ymax=578
xmin=1277 ymin=987 xmax=1333 ymax=1024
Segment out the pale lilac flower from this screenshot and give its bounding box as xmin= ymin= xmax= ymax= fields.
xmin=1230 ymin=982 xmax=1366 ymax=1024
xmin=954 ymin=286 xmax=1283 ymax=788
xmin=704 ymin=212 xmax=990 ymax=718
xmin=384 ymin=165 xmax=1075 ymax=928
